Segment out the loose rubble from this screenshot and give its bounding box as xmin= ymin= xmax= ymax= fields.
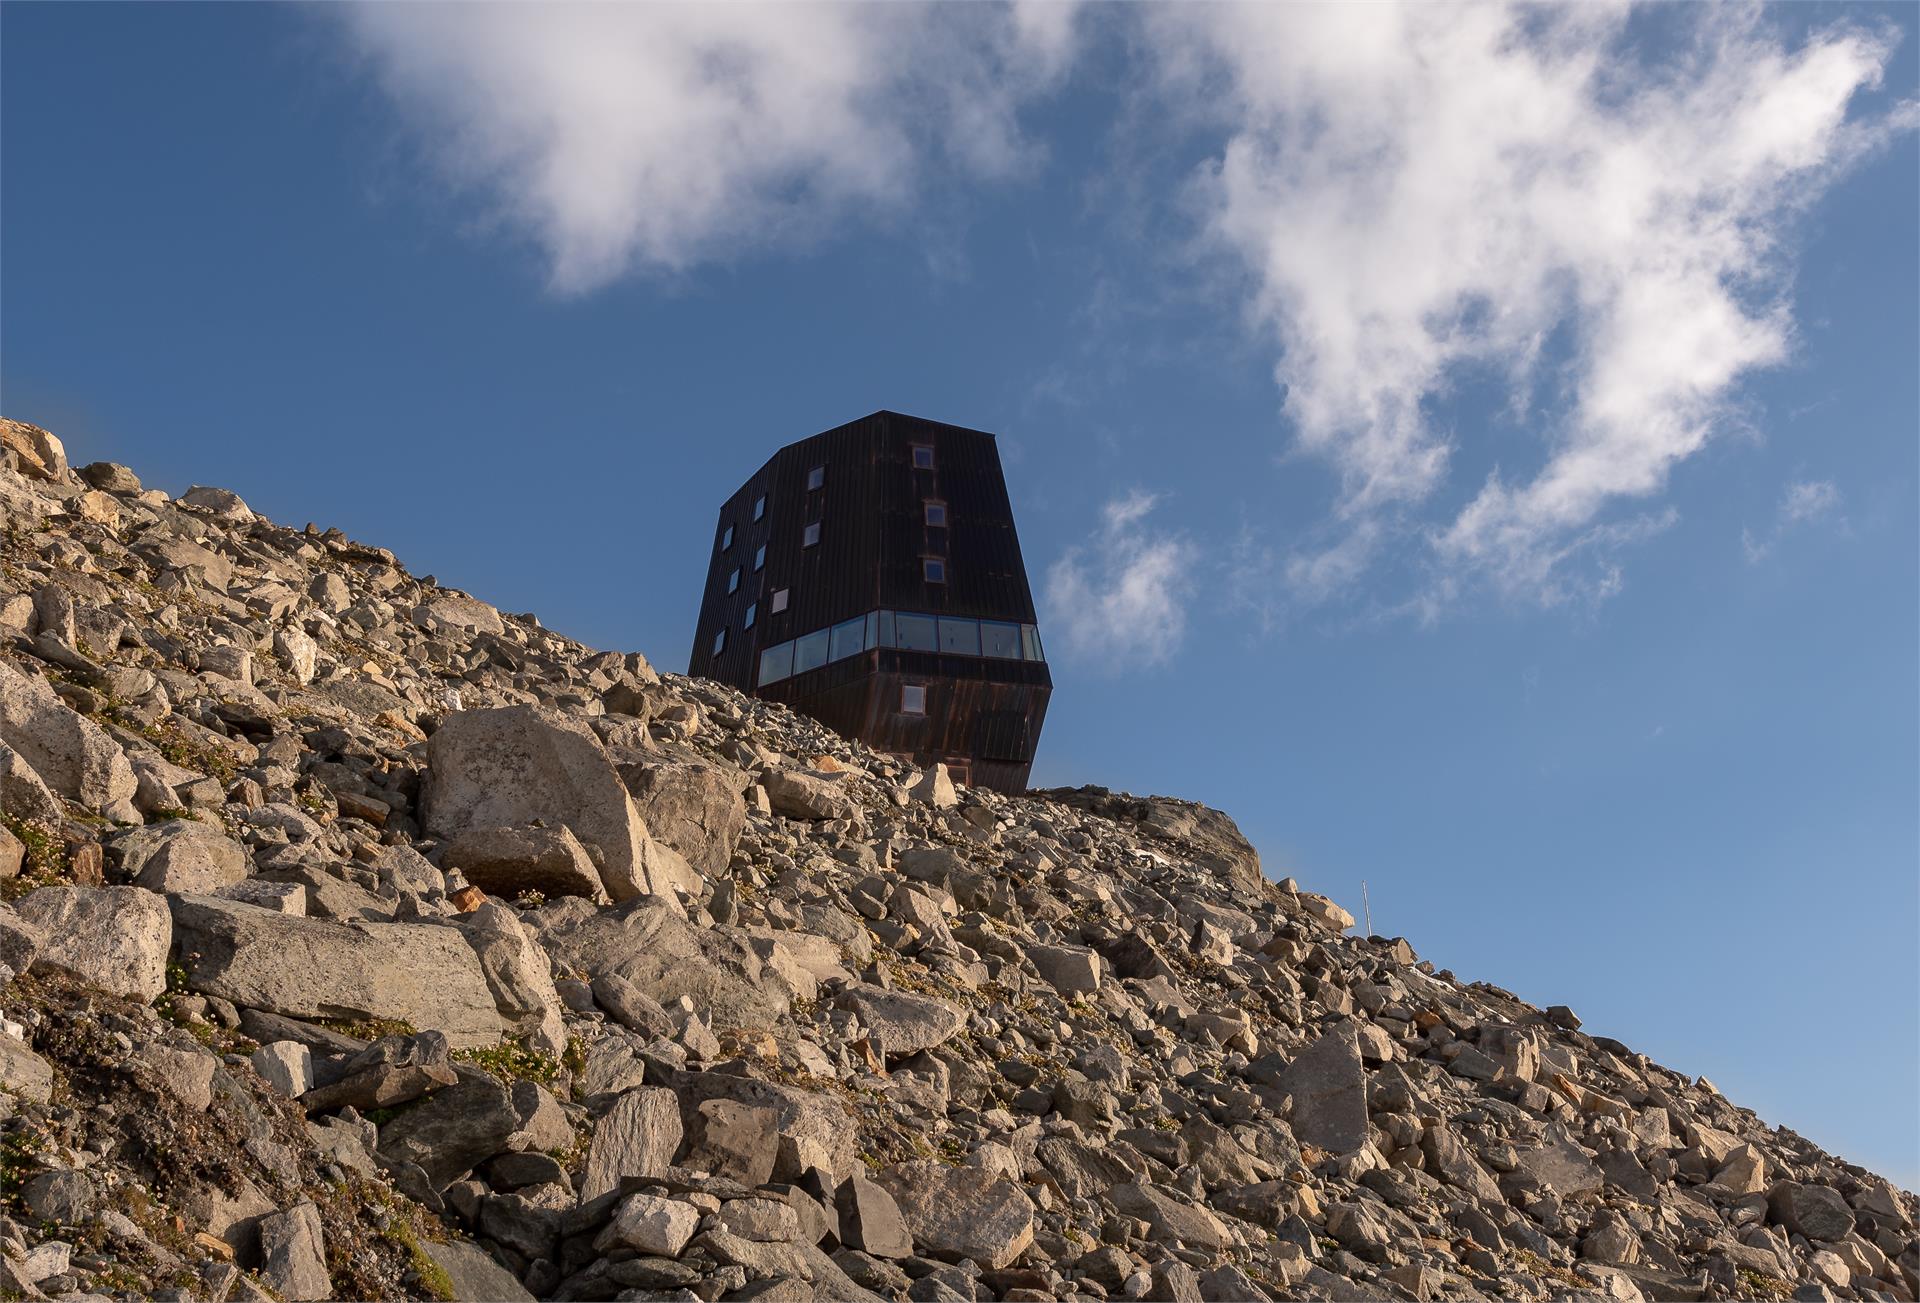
xmin=0 ymin=415 xmax=1911 ymax=1303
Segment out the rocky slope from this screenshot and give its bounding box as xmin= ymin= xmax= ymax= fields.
xmin=0 ymin=415 xmax=1912 ymax=1303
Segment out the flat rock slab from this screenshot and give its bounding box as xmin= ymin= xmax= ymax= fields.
xmin=1274 ymin=1022 xmax=1367 ymax=1154
xmin=1512 ymin=1123 xmax=1605 ymax=1198
xmin=378 ymin=1067 xmax=521 ymax=1189
xmin=423 ymin=1240 xmax=535 ymax=1303
xmin=168 ymin=895 xmax=510 ymax=1047
xmin=873 ymin=1161 xmax=1034 ymax=1271
xmin=833 ymin=984 xmax=963 ymax=1058
xmin=1109 ymin=1181 xmax=1232 ymax=1252
xmin=582 ymin=1087 xmax=684 ymax=1201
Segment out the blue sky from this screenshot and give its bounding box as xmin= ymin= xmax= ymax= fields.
xmin=4 ymin=3 xmax=1915 ymax=1186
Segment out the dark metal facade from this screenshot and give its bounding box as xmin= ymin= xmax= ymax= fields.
xmin=687 ymin=411 xmax=1051 ymax=792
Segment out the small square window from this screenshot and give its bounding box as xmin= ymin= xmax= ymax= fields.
xmin=924 ymin=502 xmax=947 ymax=527
xmin=744 ymin=603 xmax=757 ymax=629
xmin=901 ymin=684 xmax=927 ymax=714
xmin=753 ymin=495 xmax=767 ymax=522
xmin=720 ymin=523 xmax=734 ymax=550
xmin=923 ymin=557 xmax=946 ymax=583
xmin=753 ymin=544 xmax=766 ymax=571
xmin=912 ymin=445 xmax=935 ymax=470
xmin=727 ymin=568 xmax=741 ymax=594
xmin=803 ymin=522 xmax=821 ymax=548
xmin=806 ymin=465 xmax=825 ymax=491
xmin=771 ymin=588 xmax=790 ymax=614
xmin=712 ymin=627 xmax=727 ymax=655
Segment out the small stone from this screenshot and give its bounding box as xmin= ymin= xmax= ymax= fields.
xmin=251 ymin=1036 xmax=314 ymax=1097
xmin=22 ymin=1170 xmax=97 ymax=1223
xmin=593 ymin=1192 xmax=703 ymax=1257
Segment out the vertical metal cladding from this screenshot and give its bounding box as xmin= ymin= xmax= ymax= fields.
xmin=689 ymin=411 xmax=1051 ymax=792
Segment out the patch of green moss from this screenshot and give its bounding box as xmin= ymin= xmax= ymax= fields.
xmin=452 ymin=1038 xmax=563 ymax=1087
xmin=316 ymin=1016 xmax=417 ymax=1043
xmin=381 ymin=1216 xmax=456 ymax=1302
xmin=1 ymin=814 xmax=70 ymax=901
xmin=0 ymin=1126 xmax=49 ymax=1207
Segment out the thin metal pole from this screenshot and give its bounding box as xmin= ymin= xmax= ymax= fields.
xmin=1362 ymin=880 xmax=1372 ymax=937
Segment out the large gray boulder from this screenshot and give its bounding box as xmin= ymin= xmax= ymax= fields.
xmin=1108 ymin=1181 xmax=1232 ymax=1252
xmin=833 ymin=984 xmax=963 ymax=1058
xmin=441 ymin=825 xmax=606 ymax=902
xmin=761 ymin=768 xmax=861 ymax=822
xmin=0 ymin=661 xmax=137 ymax=820
xmin=168 ymin=895 xmax=534 ymax=1048
xmin=0 ymin=743 xmax=63 ymax=824
xmin=16 ymin=885 xmax=170 ymax=1001
xmin=377 ymin=1066 xmax=522 ymax=1187
xmin=112 ymin=820 xmax=248 ymax=894
xmin=1769 ymin=1181 xmax=1856 ymax=1242
xmin=423 ymin=705 xmax=694 ymax=902
xmin=1273 ymin=1022 xmax=1367 ymax=1154
xmin=621 ymin=760 xmax=746 ymax=876
xmin=872 ymin=1162 xmax=1034 ymax=1270
xmin=581 ymin=1087 xmax=684 ymax=1201
xmin=257 ymin=1201 xmax=330 ymax=1301
xmin=0 ymin=1036 xmax=54 ymax=1103
xmin=530 ymin=896 xmax=792 ymax=1031
xmin=422 ymin=1241 xmax=535 ymax=1303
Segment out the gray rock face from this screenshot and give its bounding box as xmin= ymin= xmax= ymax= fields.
xmin=837 ymin=1172 xmax=914 ymax=1259
xmin=1027 ymin=942 xmax=1102 ymax=995
xmin=424 ymin=705 xmax=686 ymax=902
xmin=167 ymin=895 xmax=513 ymax=1047
xmin=250 ymin=1041 xmax=314 ymax=1097
xmin=257 ymin=1201 xmax=330 ymax=1301
xmin=0 ymin=1036 xmax=54 ymax=1103
xmin=1274 ymin=1022 xmax=1368 ymax=1154
xmin=874 ymin=1162 xmax=1034 ymax=1270
xmin=113 ymin=820 xmax=248 ymax=894
xmin=762 ymin=768 xmax=861 ymax=822
xmin=1771 ymin=1182 xmax=1857 ymax=1242
xmin=532 ymin=896 xmax=791 ymax=1032
xmin=16 ymin=885 xmax=170 ymax=1001
xmin=596 ymin=1192 xmax=703 ymax=1256
xmin=0 ymin=660 xmax=137 ymax=818
xmin=441 ymin=824 xmax=607 ymax=902
xmin=833 ymin=984 xmax=963 ymax=1058
xmin=581 ymin=1086 xmax=682 ymax=1202
xmin=0 ymin=743 xmax=62 ymax=824
xmin=21 ymin=1170 xmax=96 ymax=1224
xmin=683 ymin=1098 xmax=780 ymax=1186
xmin=1109 ymin=1182 xmax=1232 ymax=1252
xmin=422 ymin=1240 xmax=535 ymax=1303
xmin=453 ymin=903 xmax=568 ymax=1055
xmin=378 ymin=1066 xmax=521 ymax=1188
xmin=1512 ymin=1123 xmax=1605 ymax=1198
xmin=623 ymin=760 xmax=747 ymax=876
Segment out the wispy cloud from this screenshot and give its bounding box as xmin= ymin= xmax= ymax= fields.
xmin=1155 ymin=4 xmax=1909 ymax=610
xmin=334 ymin=2 xmax=1079 ymax=294
xmin=1743 ymin=478 xmax=1846 ymax=562
xmin=1044 ymin=491 xmax=1199 ymax=671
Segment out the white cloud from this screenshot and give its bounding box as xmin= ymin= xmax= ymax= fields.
xmin=335 ymin=2 xmax=1079 ymax=293
xmin=1157 ymin=4 xmax=1908 ymax=607
xmin=1045 ymin=491 xmax=1198 ymax=670
xmin=1744 ymin=477 xmax=1845 ymax=562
